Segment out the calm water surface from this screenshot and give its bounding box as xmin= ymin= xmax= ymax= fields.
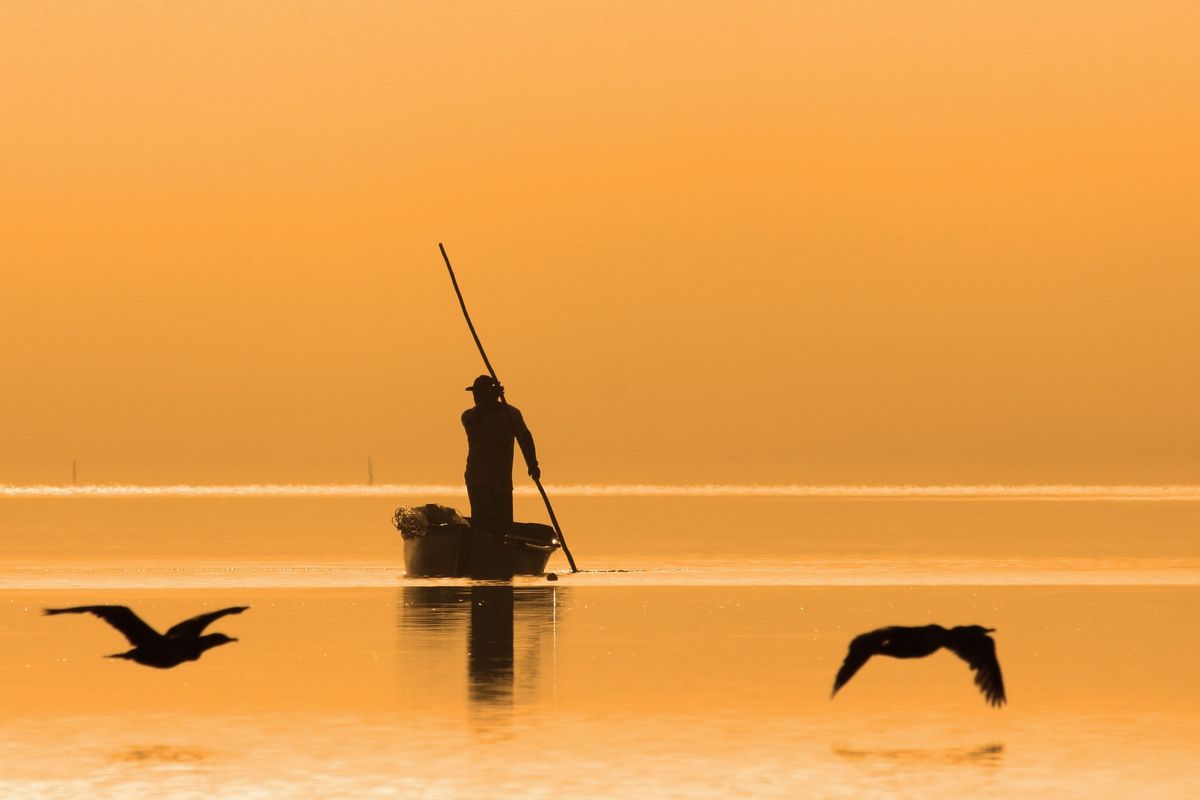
xmin=1 ymin=494 xmax=1198 ymax=798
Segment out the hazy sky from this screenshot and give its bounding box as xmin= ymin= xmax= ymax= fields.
xmin=2 ymin=2 xmax=1197 ymax=485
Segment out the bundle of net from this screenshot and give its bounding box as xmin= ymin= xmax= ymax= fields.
xmin=392 ymin=504 xmax=468 ymax=537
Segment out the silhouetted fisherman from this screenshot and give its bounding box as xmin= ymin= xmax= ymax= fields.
xmin=44 ymin=605 xmax=248 ymax=669
xmin=462 ymin=374 xmax=539 ymax=531
xmin=832 ymin=624 xmax=1006 ymax=707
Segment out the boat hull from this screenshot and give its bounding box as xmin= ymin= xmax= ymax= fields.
xmin=395 ymin=506 xmax=559 ymax=579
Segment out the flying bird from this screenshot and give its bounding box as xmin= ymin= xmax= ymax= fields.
xmin=832 ymin=624 xmax=1006 ymax=707
xmin=44 ymin=605 xmax=248 ymax=669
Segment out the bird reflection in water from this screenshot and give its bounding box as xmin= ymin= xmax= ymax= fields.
xmin=834 ymin=743 xmax=1005 ymax=766
xmin=398 ymin=584 xmax=560 ymax=716
xmin=111 ymin=745 xmax=211 ymax=764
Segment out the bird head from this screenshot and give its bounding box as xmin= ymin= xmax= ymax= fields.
xmin=199 ymin=633 xmax=239 ymax=651
xmin=953 ymin=625 xmax=996 ymax=636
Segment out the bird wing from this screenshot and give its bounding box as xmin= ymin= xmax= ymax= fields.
xmin=946 ymin=634 xmax=1007 ymax=707
xmin=165 ymin=606 xmax=249 ymax=639
xmin=43 ymin=605 xmax=161 ymax=647
xmin=832 ymin=630 xmax=887 ymax=696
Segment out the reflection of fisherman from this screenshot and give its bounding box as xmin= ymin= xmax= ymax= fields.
xmin=462 ymin=375 xmax=539 ymax=530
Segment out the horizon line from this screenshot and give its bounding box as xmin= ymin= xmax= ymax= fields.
xmin=2 ymin=483 xmax=1200 ymax=500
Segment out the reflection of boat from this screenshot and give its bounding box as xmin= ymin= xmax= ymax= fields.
xmin=392 ymin=504 xmax=560 ymax=579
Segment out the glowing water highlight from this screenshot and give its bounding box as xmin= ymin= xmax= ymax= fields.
xmin=3 ymin=484 xmax=1200 ymax=499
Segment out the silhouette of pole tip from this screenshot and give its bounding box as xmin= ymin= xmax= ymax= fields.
xmin=831 ymin=624 xmax=1006 ymax=707
xmin=44 ymin=605 xmax=248 ymax=669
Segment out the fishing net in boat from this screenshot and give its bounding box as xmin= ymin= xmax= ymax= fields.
xmin=392 ymin=504 xmax=468 ymax=538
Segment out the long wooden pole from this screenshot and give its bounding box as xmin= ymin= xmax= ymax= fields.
xmin=439 ymin=242 xmax=580 ymax=573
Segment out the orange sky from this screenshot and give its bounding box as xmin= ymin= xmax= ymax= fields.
xmin=1 ymin=2 xmax=1198 ymax=485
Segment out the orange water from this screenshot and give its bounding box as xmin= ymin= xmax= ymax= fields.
xmin=1 ymin=495 xmax=1197 ymax=798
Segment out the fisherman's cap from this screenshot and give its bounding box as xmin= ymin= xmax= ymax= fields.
xmin=465 ymin=375 xmax=496 ymax=392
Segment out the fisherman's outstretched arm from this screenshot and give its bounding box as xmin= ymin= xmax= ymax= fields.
xmin=513 ymin=410 xmax=540 ymax=479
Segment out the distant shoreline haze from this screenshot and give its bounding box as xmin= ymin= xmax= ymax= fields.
xmin=3 ymin=484 xmax=1200 ymax=500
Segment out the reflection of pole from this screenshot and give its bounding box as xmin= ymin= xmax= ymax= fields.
xmin=439 ymin=242 xmax=579 ymax=572
xmin=72 ymin=459 xmax=77 ymax=485
xmin=367 ymin=456 xmax=374 ymax=486
xmin=552 ymin=587 xmax=557 ymax=704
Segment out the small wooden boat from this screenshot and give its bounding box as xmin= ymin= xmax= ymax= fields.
xmin=392 ymin=504 xmax=561 ymax=579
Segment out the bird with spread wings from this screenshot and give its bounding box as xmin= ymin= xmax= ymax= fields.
xmin=832 ymin=624 xmax=1006 ymax=707
xmin=45 ymin=605 xmax=248 ymax=669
